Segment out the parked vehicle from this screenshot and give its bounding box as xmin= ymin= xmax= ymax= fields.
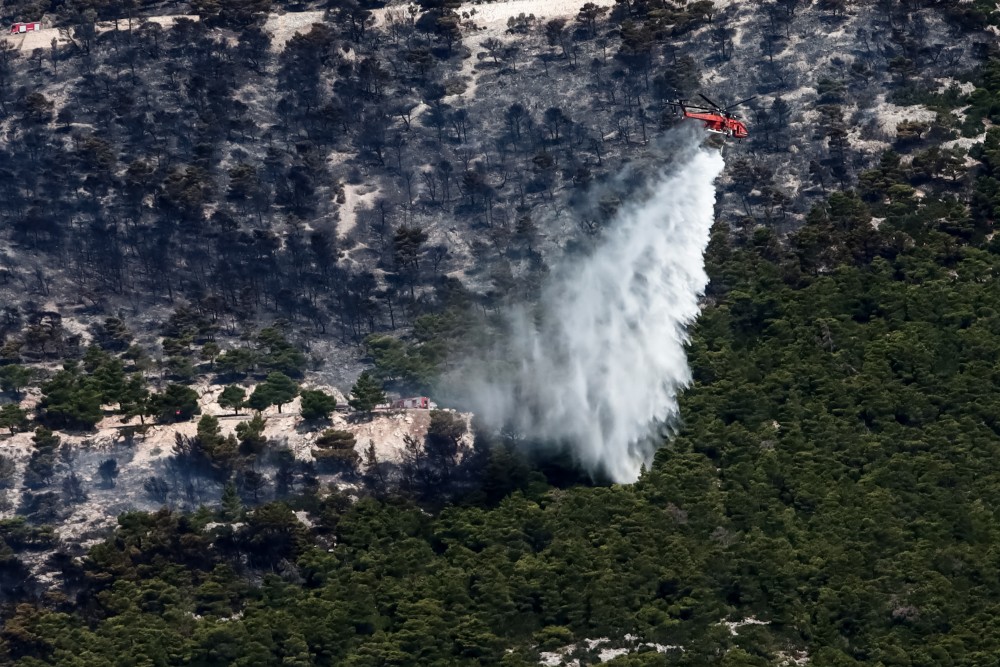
xmin=10 ymin=22 xmax=42 ymax=34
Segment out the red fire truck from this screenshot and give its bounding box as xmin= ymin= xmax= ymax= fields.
xmin=10 ymin=22 xmax=42 ymax=34
xmin=391 ymin=397 xmax=431 ymax=409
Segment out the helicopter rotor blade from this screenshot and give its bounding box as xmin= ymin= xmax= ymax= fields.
xmin=698 ymin=93 xmax=723 ymax=109
xmin=669 ymin=100 xmax=715 ymax=112
xmin=725 ymin=96 xmax=757 ymax=111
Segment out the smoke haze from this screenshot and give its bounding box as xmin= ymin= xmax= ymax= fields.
xmin=455 ymin=135 xmax=725 ymax=483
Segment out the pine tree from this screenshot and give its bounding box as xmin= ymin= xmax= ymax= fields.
xmin=247 ymin=383 xmax=273 ymax=413
xmin=266 ymin=372 xmax=299 ymax=413
xmin=313 ymin=429 xmax=359 ymax=473
xmin=97 ymin=459 xmax=119 ymax=488
xmin=38 ymin=365 xmax=103 ymax=430
xmin=348 ymin=371 xmax=386 ymax=415
xmin=221 ymin=481 xmax=243 ymax=521
xmin=236 ymin=413 xmax=268 ymax=457
xmin=299 ymin=389 xmax=336 ymax=420
xmin=201 ymin=342 xmax=220 ymax=366
xmin=98 ymin=316 xmax=133 ymax=351
xmin=219 ymin=385 xmax=247 ymax=415
xmin=198 ymin=414 xmax=239 ymax=472
xmin=61 ymin=473 xmax=88 ymax=505
xmin=143 ymin=476 xmax=171 ymax=504
xmin=197 ymin=414 xmax=225 ymax=451
xmin=93 ymin=358 xmax=127 ymax=407
xmin=120 ymin=374 xmax=151 ymax=424
xmin=248 ymin=372 xmax=298 ymax=413
xmin=362 ymin=440 xmax=387 ymax=496
xmin=0 ymin=404 xmax=29 ymax=433
xmin=150 ymin=383 xmax=200 ymax=423
xmin=24 ymin=427 xmax=60 ymax=489
xmin=0 ymin=364 xmax=31 ymax=397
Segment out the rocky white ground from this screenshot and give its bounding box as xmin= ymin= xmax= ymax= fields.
xmin=538 ymin=635 xmax=684 ymax=667
xmin=535 ymin=621 xmax=806 ymax=666
xmin=0 ymin=379 xmax=472 ymax=543
xmin=3 ymin=0 xmax=617 ymax=53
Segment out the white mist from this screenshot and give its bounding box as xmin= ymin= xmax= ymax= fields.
xmin=459 ymin=138 xmax=725 ymax=483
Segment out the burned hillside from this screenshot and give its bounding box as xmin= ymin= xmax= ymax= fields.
xmin=0 ymin=0 xmax=993 ymax=528
xmin=0 ymin=0 xmax=988 ymax=349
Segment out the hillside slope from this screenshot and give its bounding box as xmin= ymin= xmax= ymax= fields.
xmin=4 ymin=0 xmax=1000 ymax=663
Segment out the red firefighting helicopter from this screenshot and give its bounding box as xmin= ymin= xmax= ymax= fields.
xmin=669 ymin=93 xmax=756 ymax=140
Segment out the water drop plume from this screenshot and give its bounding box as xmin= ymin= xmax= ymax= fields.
xmin=453 ymin=133 xmax=725 ymax=483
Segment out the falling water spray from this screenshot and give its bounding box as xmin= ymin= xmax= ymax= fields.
xmin=454 ymin=133 xmax=725 ymax=483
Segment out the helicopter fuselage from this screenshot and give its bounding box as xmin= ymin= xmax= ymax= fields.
xmin=681 ymin=110 xmax=749 ymax=139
